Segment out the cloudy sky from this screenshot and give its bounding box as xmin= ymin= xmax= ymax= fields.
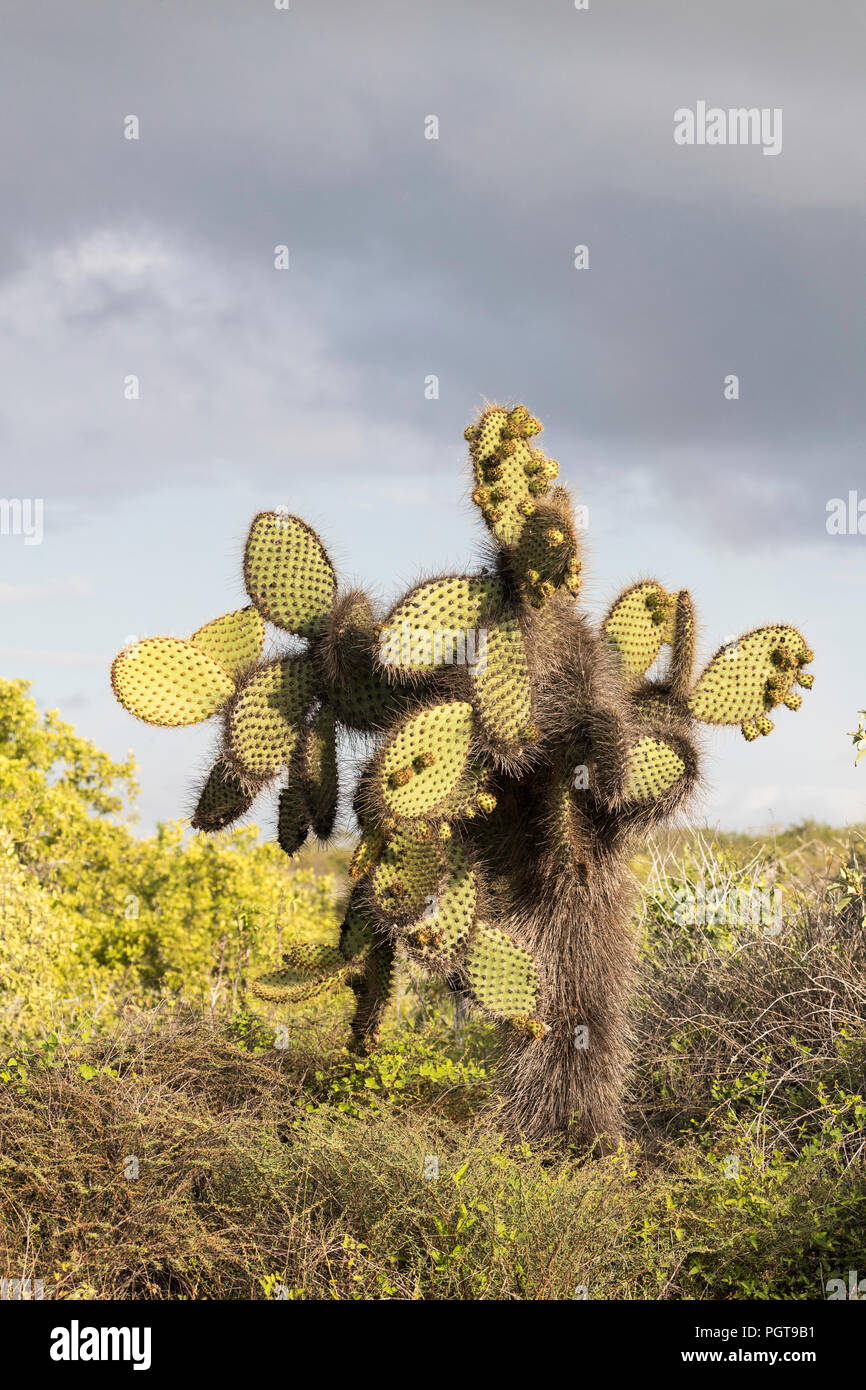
xmin=1 ymin=0 xmax=864 ymax=834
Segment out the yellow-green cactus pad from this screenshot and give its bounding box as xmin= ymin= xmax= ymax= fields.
xmin=414 ymin=839 xmax=477 ymax=956
xmin=464 ymin=923 xmax=540 ymax=1018
xmin=111 ymin=637 xmax=235 ymax=727
xmin=471 ymin=618 xmax=533 ymax=750
xmin=251 ymin=942 xmax=349 ymax=1003
xmin=688 ymin=626 xmax=813 ymax=730
xmin=349 ymin=824 xmax=385 ymax=880
xmin=510 ymin=503 xmax=580 ymax=605
xmin=371 ymin=829 xmax=441 ymax=922
xmin=339 ymin=888 xmax=377 ymax=963
xmin=623 ymin=736 xmax=686 ymax=802
xmin=468 ymin=405 xmax=553 ymax=548
xmin=191 ymin=761 xmax=255 ymax=831
xmin=300 ymin=704 xmax=338 ymax=839
xmin=277 ymin=783 xmax=310 ymax=857
xmin=191 ymin=606 xmax=265 ymax=680
xmin=243 ymin=511 xmax=337 ymax=638
xmin=603 ymin=582 xmax=675 ymax=676
xmin=669 ymin=589 xmax=696 ymax=697
xmin=228 ymin=657 xmax=317 ymax=777
xmin=381 ymin=701 xmax=475 ymax=821
xmin=378 ymin=575 xmax=504 ymax=673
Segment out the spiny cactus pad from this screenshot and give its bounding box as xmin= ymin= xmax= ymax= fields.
xmin=111 ymin=637 xmax=236 ymax=727
xmin=511 ymin=502 xmax=580 ymax=605
xmin=623 ymin=736 xmax=686 ymax=802
xmin=604 ymin=582 xmax=676 ymax=676
xmin=244 ymin=511 xmax=337 ymax=638
xmin=380 ymin=701 xmax=475 ymax=822
xmin=190 ymin=606 xmax=265 ymax=680
xmin=277 ymin=783 xmax=310 ymax=857
xmin=228 ymin=657 xmax=317 ymax=778
xmin=688 ymin=625 xmax=813 ymax=734
xmin=467 ymin=405 xmax=552 ymax=547
xmin=378 ymin=575 xmax=503 ymax=673
xmin=339 ymin=889 xmax=377 ymax=963
xmin=251 ymin=942 xmax=349 ymax=1002
xmin=413 ymin=839 xmax=477 ymax=957
xmin=349 ymin=824 xmax=385 ymax=880
xmin=371 ymin=829 xmax=441 ymax=923
xmin=471 ymin=618 xmax=533 ymax=751
xmin=191 ymin=760 xmax=255 ymax=831
xmin=300 ymin=704 xmax=339 ymax=839
xmin=464 ymin=922 xmax=540 ymax=1019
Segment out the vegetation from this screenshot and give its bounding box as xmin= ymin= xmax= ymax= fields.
xmin=0 ymin=677 xmax=863 ymax=1298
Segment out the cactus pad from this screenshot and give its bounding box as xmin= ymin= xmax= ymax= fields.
xmin=471 ymin=617 xmax=533 ymax=751
xmin=623 ymin=736 xmax=686 ymax=802
xmin=467 ymin=405 xmax=553 ymax=547
xmin=339 ymin=888 xmax=377 ymax=963
xmin=251 ymin=942 xmax=349 ymax=1002
xmin=414 ymin=839 xmax=477 ymax=957
xmin=349 ymin=824 xmax=385 ymax=880
xmin=228 ymin=656 xmax=317 ymax=777
xmin=378 ymin=575 xmax=503 ymax=673
xmin=511 ymin=502 xmax=580 ymax=605
xmin=603 ymin=582 xmax=675 ymax=676
xmin=191 ymin=760 xmax=256 ymax=832
xmin=464 ymin=923 xmax=540 ymax=1019
xmin=299 ymin=704 xmax=339 ymax=839
xmin=380 ymin=701 xmax=475 ymax=821
xmin=190 ymin=606 xmax=265 ymax=680
xmin=688 ymin=626 xmax=813 ymax=734
xmin=244 ymin=511 xmax=337 ymax=637
xmin=111 ymin=637 xmax=235 ymax=727
xmin=277 ymin=783 xmax=310 ymax=857
xmin=371 ymin=829 xmax=441 ymax=923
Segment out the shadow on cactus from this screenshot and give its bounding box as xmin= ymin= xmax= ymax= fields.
xmin=110 ymin=405 xmax=815 ymax=1149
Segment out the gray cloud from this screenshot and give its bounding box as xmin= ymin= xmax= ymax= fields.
xmin=1 ymin=0 xmax=863 ymax=547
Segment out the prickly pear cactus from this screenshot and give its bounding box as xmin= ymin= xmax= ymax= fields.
xmin=110 ymin=404 xmax=815 ymax=1146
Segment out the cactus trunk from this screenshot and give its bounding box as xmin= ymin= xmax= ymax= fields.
xmin=497 ymin=851 xmax=636 ymax=1148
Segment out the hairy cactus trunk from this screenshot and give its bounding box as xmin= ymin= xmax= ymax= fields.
xmin=499 ymin=859 xmax=636 ymax=1149
xmin=475 ymin=773 xmax=638 ymax=1148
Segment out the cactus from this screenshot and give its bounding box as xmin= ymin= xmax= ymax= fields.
xmin=110 ymin=402 xmax=814 ymax=1148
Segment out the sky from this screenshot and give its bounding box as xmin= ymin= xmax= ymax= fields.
xmin=1 ymin=0 xmax=864 ymax=835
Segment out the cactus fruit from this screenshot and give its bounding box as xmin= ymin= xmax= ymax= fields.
xmin=110 ymin=402 xmax=814 ymax=1147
